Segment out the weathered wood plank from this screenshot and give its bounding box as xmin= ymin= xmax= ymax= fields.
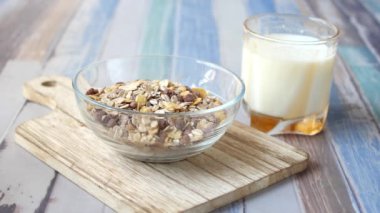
xmin=1 ymin=0 xmax=119 ymax=212
xmin=246 ymin=0 xmax=276 ymax=14
xmin=283 ymin=133 xmax=358 ymax=213
xmin=174 ymin=0 xmax=219 ymax=64
xmin=333 ymin=0 xmax=380 ymax=62
xmin=360 ymin=0 xmax=380 ymax=22
xmin=176 ymin=1 xmax=245 ymax=211
xmin=45 ymin=176 xmax=105 ymax=213
xmin=139 ymin=0 xmax=175 ymax=56
xmin=0 ymin=0 xmax=56 ymax=71
xmin=0 ymin=0 xmax=24 ymax=18
xmin=34 ymin=0 xmax=120 ymax=212
xmin=243 ymin=0 xmax=359 ymax=212
xmin=327 ymin=63 xmax=380 ymax=212
xmin=298 ymin=0 xmax=380 ymax=212
xmin=15 ymin=75 xmax=308 ymax=212
xmin=100 ymin=0 xmax=150 ymax=59
xmin=0 ymin=1 xmax=94 ymax=212
xmin=213 ymin=0 xmax=250 ymax=125
xmin=42 ymin=2 xmax=134 ymax=212
xmin=0 ymin=102 xmax=56 ymax=213
xmin=245 ymin=1 xmax=358 ymax=212
xmin=339 ymin=46 xmax=380 ymax=122
xmin=43 ymin=0 xmax=118 ymax=77
xmin=273 ymin=0 xmax=299 ymax=13
xmin=17 ymin=0 xmax=82 ymax=61
xmin=0 ymin=0 xmax=81 ymax=142
xmin=0 ymin=61 xmax=42 ymax=143
xmin=245 ymin=179 xmax=301 ymax=213
xmin=295 ymin=0 xmax=362 ymax=45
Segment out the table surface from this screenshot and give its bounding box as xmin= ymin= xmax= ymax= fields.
xmin=0 ymin=0 xmax=379 ymax=212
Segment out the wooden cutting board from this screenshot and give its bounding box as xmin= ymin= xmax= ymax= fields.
xmin=15 ymin=76 xmax=308 ymax=212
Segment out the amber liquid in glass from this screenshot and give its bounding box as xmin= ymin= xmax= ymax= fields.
xmin=249 ymin=107 xmax=328 ymax=135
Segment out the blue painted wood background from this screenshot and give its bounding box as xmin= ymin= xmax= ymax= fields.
xmin=0 ymin=0 xmax=379 ymax=212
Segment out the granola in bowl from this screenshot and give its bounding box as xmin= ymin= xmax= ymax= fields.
xmin=85 ymin=79 xmax=226 ymax=148
xmin=73 ymin=56 xmax=244 ymax=162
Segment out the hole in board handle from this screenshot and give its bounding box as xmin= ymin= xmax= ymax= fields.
xmin=41 ymin=80 xmax=57 ymax=87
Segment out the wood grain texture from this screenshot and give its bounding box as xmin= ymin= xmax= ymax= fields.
xmin=327 ymin=62 xmax=380 ymax=213
xmin=360 ymin=0 xmax=380 ymax=22
xmin=338 ymin=46 xmax=380 ymax=125
xmin=298 ymin=0 xmax=380 ymax=212
xmin=140 ymin=0 xmax=175 ymax=56
xmin=0 ymin=1 xmax=103 ymax=211
xmin=175 ymin=1 xmax=246 ymax=211
xmin=177 ymin=1 xmax=302 ymax=212
xmin=0 ymin=0 xmax=55 ymax=71
xmin=0 ymin=0 xmax=81 ymax=141
xmin=0 ymin=0 xmax=81 ymax=143
xmin=0 ymin=1 xmax=379 ymax=212
xmin=245 ymin=0 xmax=360 ymax=212
xmin=16 ymin=0 xmax=82 ymax=61
xmin=43 ymin=0 xmax=118 ymax=77
xmin=333 ymin=0 xmax=380 ymax=61
xmin=41 ymin=0 xmax=120 ymax=210
xmin=101 ymin=0 xmax=150 ymax=59
xmin=0 ymin=102 xmax=56 ymax=213
xmin=0 ymin=1 xmax=118 ymax=212
xmin=175 ymin=0 xmax=219 ymax=64
xmin=0 ymin=61 xmax=42 ymax=143
xmin=0 ymin=57 xmax=55 ymax=211
xmin=15 ymin=75 xmax=308 ymax=212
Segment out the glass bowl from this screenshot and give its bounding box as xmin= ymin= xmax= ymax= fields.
xmin=72 ymin=56 xmax=245 ymax=162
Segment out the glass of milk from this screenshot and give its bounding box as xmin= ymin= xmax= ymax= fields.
xmin=242 ymin=14 xmax=339 ymax=135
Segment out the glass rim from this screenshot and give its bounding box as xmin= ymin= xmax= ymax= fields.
xmin=243 ymin=13 xmax=340 ymax=45
xmin=72 ymin=55 xmax=246 ymax=117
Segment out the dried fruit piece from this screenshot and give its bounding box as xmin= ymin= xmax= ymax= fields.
xmin=86 ymin=88 xmax=99 ymax=95
xmin=129 ymin=101 xmax=137 ymax=109
xmin=183 ymin=93 xmax=196 ymax=102
xmin=135 ymin=94 xmax=147 ymax=110
xmin=191 ymin=88 xmax=207 ymax=98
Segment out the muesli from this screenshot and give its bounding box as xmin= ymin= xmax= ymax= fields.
xmin=85 ymin=80 xmax=226 ymax=147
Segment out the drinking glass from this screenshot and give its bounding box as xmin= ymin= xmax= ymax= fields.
xmin=242 ymin=14 xmax=339 ymax=135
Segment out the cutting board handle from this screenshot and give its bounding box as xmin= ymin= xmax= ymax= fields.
xmin=23 ymin=75 xmax=79 ymax=117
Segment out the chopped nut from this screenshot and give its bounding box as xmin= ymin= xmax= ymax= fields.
xmin=180 ymin=91 xmax=190 ymax=97
xmin=192 ymin=97 xmax=202 ymax=105
xmin=189 ymin=129 xmax=204 ymax=142
xmin=151 ymin=120 xmax=158 ymax=128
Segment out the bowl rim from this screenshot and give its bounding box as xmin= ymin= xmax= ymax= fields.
xmin=72 ymin=55 xmax=245 ymax=116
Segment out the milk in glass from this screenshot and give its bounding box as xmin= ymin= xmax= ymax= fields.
xmin=242 ymin=34 xmax=336 ymax=134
